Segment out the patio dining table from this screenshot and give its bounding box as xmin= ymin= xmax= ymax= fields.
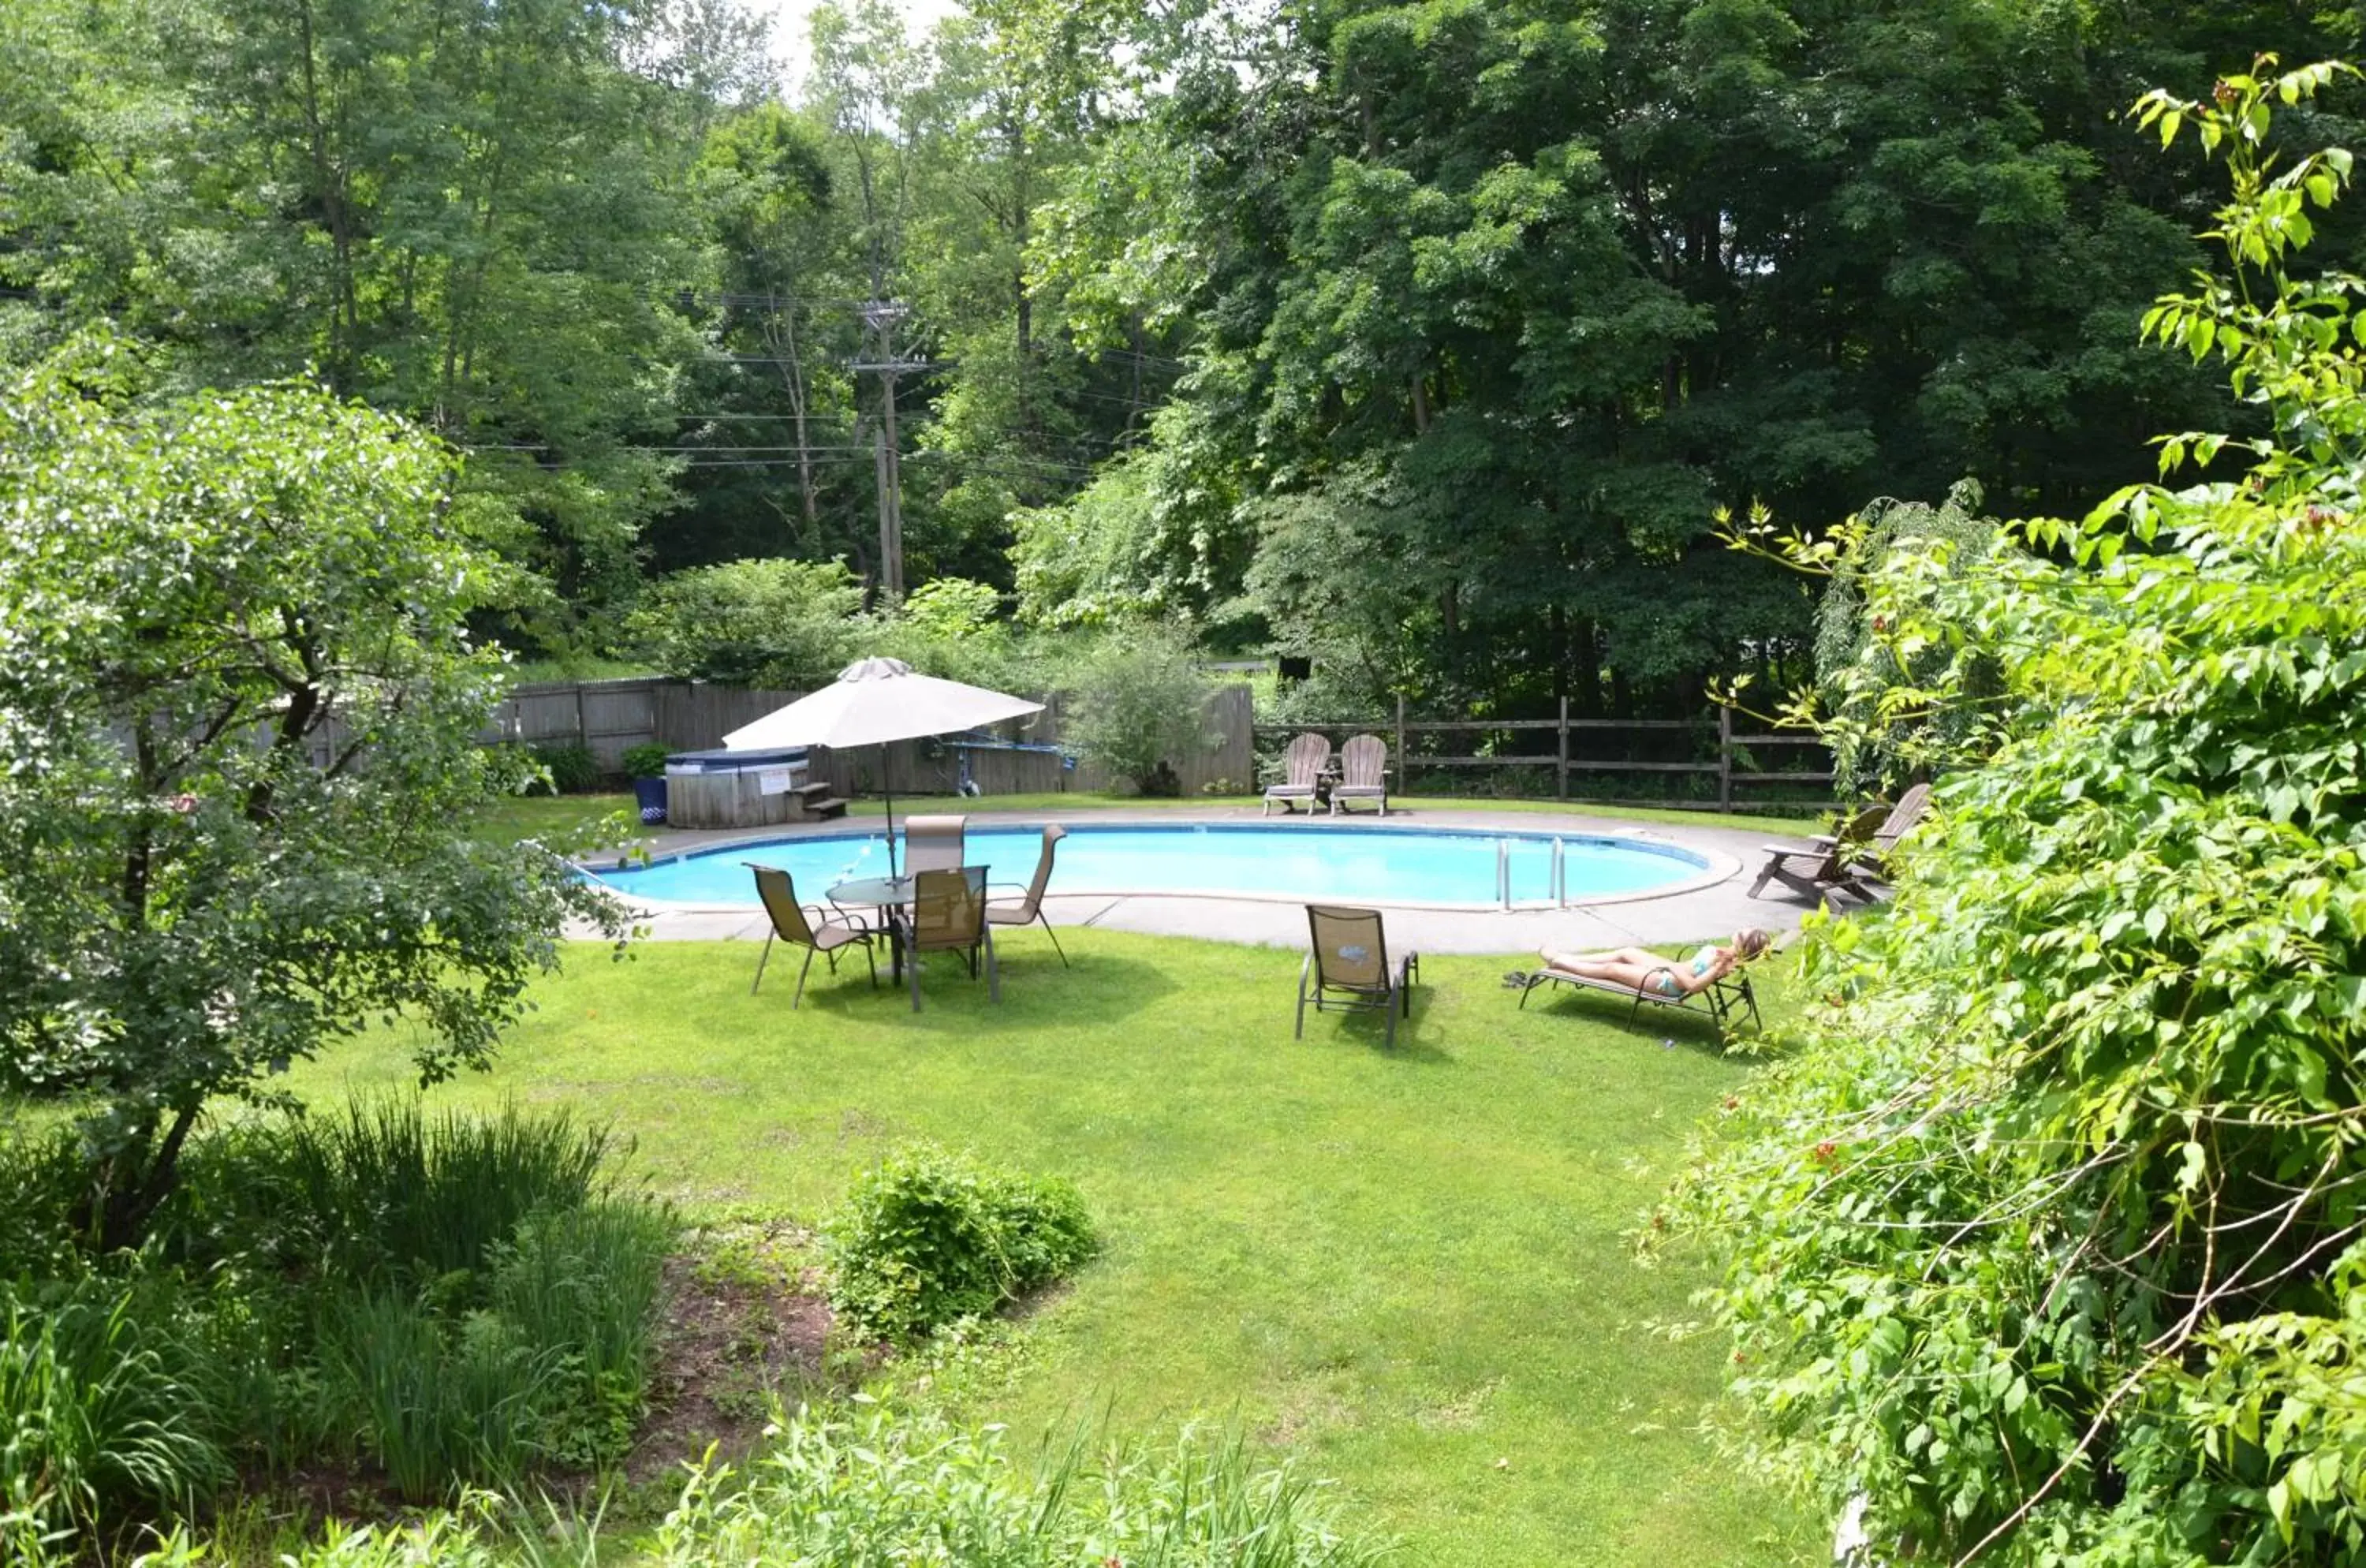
xmin=830 ymin=873 xmax=919 ymax=980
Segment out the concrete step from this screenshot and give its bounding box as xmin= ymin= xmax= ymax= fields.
xmin=800 ymin=795 xmax=849 ymax=820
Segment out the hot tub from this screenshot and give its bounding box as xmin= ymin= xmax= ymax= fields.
xmin=662 ymin=746 xmax=813 ymax=830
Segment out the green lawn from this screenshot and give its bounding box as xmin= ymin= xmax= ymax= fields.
xmin=480 ymin=790 xmax=1824 ymax=850
xmin=282 ymin=931 xmax=1815 ymax=1566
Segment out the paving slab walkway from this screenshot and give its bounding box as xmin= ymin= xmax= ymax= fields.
xmin=579 ymin=803 xmax=1854 ymax=957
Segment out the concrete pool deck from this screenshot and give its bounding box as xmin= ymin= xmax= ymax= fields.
xmin=582 ymin=803 xmax=1853 ymax=955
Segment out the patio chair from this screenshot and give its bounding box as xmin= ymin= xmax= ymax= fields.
xmin=1517 ymin=962 xmax=1761 ymax=1039
xmin=1295 ymin=905 xmax=1419 ymax=1048
xmin=903 ymin=814 xmax=968 ymax=875
xmin=1747 ymin=804 xmax=1886 ymax=903
xmin=1748 ymin=782 xmax=1932 ymax=902
xmin=1329 ymin=734 xmax=1390 ymax=816
xmin=1262 ymin=734 xmax=1332 ymax=816
xmin=987 ymin=823 xmax=1069 ymax=968
xmin=747 ymin=864 xmax=880 ymax=1008
xmin=1847 ymin=781 xmax=1931 ymax=881
xmin=901 ymin=866 xmax=998 ymax=1012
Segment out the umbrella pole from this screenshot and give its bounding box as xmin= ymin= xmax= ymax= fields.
xmin=883 ymin=745 xmax=898 ymax=878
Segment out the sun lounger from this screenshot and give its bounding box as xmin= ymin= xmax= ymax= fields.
xmin=1517 ymin=964 xmax=1760 ymax=1037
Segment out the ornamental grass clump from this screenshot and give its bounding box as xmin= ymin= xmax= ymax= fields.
xmin=823 ymin=1143 xmax=1098 ymax=1342
xmin=1673 ymin=59 xmax=2366 ymax=1566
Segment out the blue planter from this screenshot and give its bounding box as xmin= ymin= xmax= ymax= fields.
xmin=633 ymin=775 xmax=668 ymax=825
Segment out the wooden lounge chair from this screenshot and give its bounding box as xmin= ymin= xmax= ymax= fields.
xmin=1295 ymin=905 xmax=1418 ymax=1048
xmin=1748 ymin=805 xmax=1885 ymax=902
xmin=1329 ymin=734 xmax=1389 ymax=816
xmin=747 ymin=865 xmax=879 ymax=1008
xmin=1263 ymin=734 xmax=1331 ymax=816
xmin=987 ymin=823 xmax=1069 ymax=968
xmin=1748 ymin=782 xmax=1932 ymax=902
xmin=1845 ymin=781 xmax=1931 ymax=881
xmin=1517 ymin=961 xmax=1761 ymax=1038
xmin=903 ymin=814 xmax=968 ymax=875
xmin=901 ymin=866 xmax=998 ymax=1011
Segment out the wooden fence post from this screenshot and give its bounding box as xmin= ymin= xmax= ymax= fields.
xmin=1717 ymin=704 xmax=1733 ymax=812
xmin=1394 ymin=695 xmax=1407 ymax=794
xmin=1556 ymin=696 xmax=1569 ymax=800
xmin=573 ymin=685 xmax=588 ymax=753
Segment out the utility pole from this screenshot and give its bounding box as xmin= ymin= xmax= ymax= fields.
xmin=853 ymin=299 xmax=922 ymax=600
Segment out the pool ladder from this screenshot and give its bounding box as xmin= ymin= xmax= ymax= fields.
xmin=1500 ymin=838 xmax=1573 ymax=910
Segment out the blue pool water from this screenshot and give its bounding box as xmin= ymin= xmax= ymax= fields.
xmin=585 ymin=822 xmax=1708 ymax=907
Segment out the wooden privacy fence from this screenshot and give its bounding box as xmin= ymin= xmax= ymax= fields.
xmin=1252 ymin=699 xmax=1834 ymax=813
xmin=483 ymin=678 xmax=1256 ymax=801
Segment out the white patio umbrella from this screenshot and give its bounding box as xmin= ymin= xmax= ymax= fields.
xmin=722 ymin=656 xmax=1044 ymax=875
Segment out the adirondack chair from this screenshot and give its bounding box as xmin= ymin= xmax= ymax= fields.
xmin=1262 ymin=733 xmax=1332 ymax=816
xmin=1329 ymin=734 xmax=1389 ymax=816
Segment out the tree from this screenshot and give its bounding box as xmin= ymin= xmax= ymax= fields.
xmin=0 ymin=343 xmax=629 ymax=1249
xmin=1667 ymin=60 xmax=2366 ymax=1564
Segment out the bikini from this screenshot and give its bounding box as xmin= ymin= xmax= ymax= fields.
xmin=1649 ymin=946 xmax=1719 ymax=998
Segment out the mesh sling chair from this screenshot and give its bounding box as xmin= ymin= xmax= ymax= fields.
xmin=1329 ymin=734 xmax=1389 ymax=816
xmin=748 ymin=864 xmax=880 ymax=1007
xmin=987 ymin=823 xmax=1069 ymax=968
xmin=903 ymin=814 xmax=968 ymax=875
xmin=901 ymin=866 xmax=998 ymax=1011
xmin=1295 ymin=905 xmax=1419 ymax=1048
xmin=1263 ymin=733 xmax=1332 ymax=816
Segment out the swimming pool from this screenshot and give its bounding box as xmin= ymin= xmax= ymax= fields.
xmin=584 ymin=821 xmax=1716 ymax=909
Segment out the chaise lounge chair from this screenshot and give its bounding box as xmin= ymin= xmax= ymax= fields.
xmin=748 ymin=865 xmax=880 ymax=1008
xmin=1295 ymin=905 xmax=1419 ymax=1048
xmin=901 ymin=865 xmax=999 ymax=1012
xmin=987 ymin=823 xmax=1069 ymax=968
xmin=1329 ymin=734 xmax=1390 ymax=816
xmin=1263 ymin=734 xmax=1332 ymax=816
xmin=1517 ymin=961 xmax=1762 ymax=1038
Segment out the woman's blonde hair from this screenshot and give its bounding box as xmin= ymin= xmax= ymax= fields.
xmin=1733 ymin=928 xmax=1773 ymax=961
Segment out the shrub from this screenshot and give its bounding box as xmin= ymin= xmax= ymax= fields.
xmin=1064 ymin=630 xmax=1217 ymax=796
xmin=824 ymin=1144 xmax=1097 ymax=1342
xmin=1671 ymin=63 xmax=2366 ymax=1565
xmin=625 ymin=557 xmax=864 ymax=688
xmin=656 ymin=1408 xmax=1387 ymax=1567
xmin=524 ymin=742 xmax=603 ymax=796
xmin=620 ymin=741 xmax=673 ymax=779
xmin=0 ymin=1276 xmax=230 ymax=1550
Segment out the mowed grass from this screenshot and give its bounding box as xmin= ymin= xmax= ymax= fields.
xmin=283 ymin=928 xmax=1812 ymax=1566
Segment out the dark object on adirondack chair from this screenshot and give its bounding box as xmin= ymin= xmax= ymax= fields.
xmin=1295 ymin=905 xmax=1419 ymax=1048
xmin=902 ymin=866 xmax=998 ymax=1011
xmin=748 ymin=864 xmax=880 ymax=1007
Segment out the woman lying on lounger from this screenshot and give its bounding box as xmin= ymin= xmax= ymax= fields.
xmin=1539 ymin=928 xmax=1771 ymax=999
